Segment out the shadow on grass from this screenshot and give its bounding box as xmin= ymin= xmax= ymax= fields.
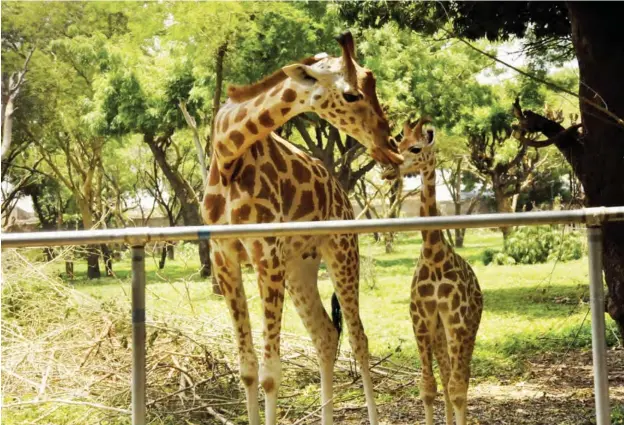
xmin=67 ymin=263 xmax=207 ymax=288
xmin=482 ymin=283 xmax=588 ymax=319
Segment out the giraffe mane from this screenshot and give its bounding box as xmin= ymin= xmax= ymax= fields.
xmin=227 ymin=56 xmax=323 ymax=103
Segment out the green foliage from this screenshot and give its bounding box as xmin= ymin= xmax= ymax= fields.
xmin=358 ymin=23 xmax=492 ymax=131
xmin=613 ymin=403 xmax=624 ymax=425
xmin=487 ymin=226 xmax=585 ymax=265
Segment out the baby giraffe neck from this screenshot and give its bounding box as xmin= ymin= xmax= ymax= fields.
xmin=419 ymin=166 xmax=443 ymax=251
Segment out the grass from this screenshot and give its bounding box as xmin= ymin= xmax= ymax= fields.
xmin=59 ymin=227 xmax=619 ymax=382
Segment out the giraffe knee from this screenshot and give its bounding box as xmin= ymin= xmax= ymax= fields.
xmin=422 ymin=393 xmax=436 ymax=405
xmin=241 ymin=375 xmax=256 ymax=388
xmin=420 ymin=375 xmax=437 ymax=397
xmin=259 ymin=358 xmax=282 ymax=394
xmin=450 ymin=394 xmax=466 ymax=410
xmin=239 ymin=355 xmax=259 ymax=388
xmin=261 ymin=377 xmax=275 ymax=393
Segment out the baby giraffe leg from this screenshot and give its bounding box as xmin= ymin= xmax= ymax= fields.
xmin=211 ymin=242 xmax=260 ymax=425
xmin=443 ymin=325 xmax=476 ymax=425
xmin=286 ymin=256 xmax=339 ymax=425
xmin=412 ymin=314 xmax=438 ymax=425
xmin=322 ymin=234 xmax=378 ymax=425
xmin=433 ymin=320 xmax=454 ymax=425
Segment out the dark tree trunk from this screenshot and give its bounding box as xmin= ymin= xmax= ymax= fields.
xmin=567 ymin=2 xmax=624 ymax=336
xmin=86 ymin=245 xmax=101 ymax=279
xmin=167 ymin=244 xmax=174 ymax=260
xmin=455 ymin=230 xmax=465 ymax=249
xmin=101 ymin=244 xmax=113 ymax=276
xmin=364 ymin=209 xmax=380 ymax=242
xmin=144 ymin=133 xmax=215 ymax=290
xmin=159 ymin=243 xmax=167 ymax=270
xmin=65 ymin=261 xmax=74 ymax=279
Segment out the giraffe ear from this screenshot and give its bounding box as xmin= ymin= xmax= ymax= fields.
xmin=426 ymin=128 xmax=436 ymax=146
xmin=403 ymin=120 xmax=413 ymax=137
xmin=282 ymin=64 xmax=332 ymax=86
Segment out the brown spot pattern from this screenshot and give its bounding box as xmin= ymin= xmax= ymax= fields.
xmin=258 ymin=110 xmax=275 ymax=128
xmin=230 ymin=130 xmax=245 ymax=147
xmin=234 ymin=106 xmax=247 ymax=123
xmin=417 ymin=283 xmax=435 ymax=297
xmin=281 ymin=89 xmax=297 ymax=102
xmin=245 ymin=120 xmax=259 ymax=135
xmin=268 ymin=139 xmax=287 ymax=172
xmin=293 ymin=190 xmax=314 ymax=220
xmin=239 ymin=165 xmax=256 ymax=195
xmin=291 ymin=159 xmax=311 ymax=183
xmin=204 ymin=194 xmax=226 ymax=223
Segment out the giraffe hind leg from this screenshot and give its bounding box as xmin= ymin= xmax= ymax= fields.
xmin=433 ymin=317 xmax=454 ymax=425
xmin=286 ymin=256 xmax=338 ymax=425
xmin=321 ymin=234 xmax=379 ymax=425
xmin=440 ymin=317 xmax=477 ymax=425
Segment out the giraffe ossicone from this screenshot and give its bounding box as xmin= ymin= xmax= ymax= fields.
xmin=202 ymin=31 xmax=393 ymax=425
xmin=385 ymin=117 xmax=484 ymax=425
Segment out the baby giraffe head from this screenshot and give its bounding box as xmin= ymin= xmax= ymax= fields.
xmin=382 ymin=117 xmax=436 ymax=180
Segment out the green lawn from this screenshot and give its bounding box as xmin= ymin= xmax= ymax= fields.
xmin=63 ymin=228 xmax=618 ymax=381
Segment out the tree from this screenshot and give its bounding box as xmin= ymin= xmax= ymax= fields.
xmin=437 ymin=133 xmax=485 ymax=247
xmin=341 ymin=1 xmax=624 ymax=335
xmin=466 ymin=107 xmax=543 ymax=238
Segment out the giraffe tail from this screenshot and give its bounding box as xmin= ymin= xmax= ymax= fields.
xmin=331 ymin=292 xmax=343 ymax=339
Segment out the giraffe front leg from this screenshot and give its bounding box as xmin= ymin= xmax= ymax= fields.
xmin=211 ymin=242 xmax=260 ymax=425
xmin=322 ymin=235 xmax=379 ymax=425
xmin=286 ymin=256 xmax=338 ymax=425
xmin=252 ymin=240 xmax=286 ymax=425
xmin=411 ymin=298 xmax=439 ymax=425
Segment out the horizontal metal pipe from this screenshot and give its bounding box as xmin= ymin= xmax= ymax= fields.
xmin=2 ymin=206 xmax=624 ymax=249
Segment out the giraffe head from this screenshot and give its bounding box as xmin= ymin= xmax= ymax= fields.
xmin=280 ymin=32 xmax=403 ymax=166
xmin=382 ymin=117 xmax=436 ymax=180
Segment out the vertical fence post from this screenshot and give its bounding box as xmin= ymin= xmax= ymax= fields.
xmin=587 ymin=226 xmax=611 ymax=425
xmin=131 ymin=245 xmax=146 ymax=425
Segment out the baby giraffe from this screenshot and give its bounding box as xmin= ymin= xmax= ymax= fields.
xmin=383 ymin=118 xmax=483 ymax=425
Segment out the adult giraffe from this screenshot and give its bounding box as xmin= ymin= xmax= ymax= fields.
xmin=383 ymin=118 xmax=483 ymax=425
xmin=201 ymin=32 xmax=402 ymax=425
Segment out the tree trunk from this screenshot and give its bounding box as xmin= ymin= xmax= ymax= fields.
xmin=384 ymin=232 xmax=394 ymax=254
xmin=159 ymin=243 xmax=167 ymax=270
xmin=101 ymin=244 xmax=113 ymax=276
xmin=567 ymin=2 xmax=624 ymax=336
xmin=364 ymin=209 xmax=380 ymax=242
xmin=65 ymin=261 xmax=74 ymax=280
xmin=86 ymin=246 xmax=101 ymax=279
xmin=1 ymin=97 xmax=15 ymax=161
xmin=455 ymin=229 xmax=465 ymax=248
xmin=76 ymin=198 xmax=101 ymax=279
xmin=144 ymin=134 xmax=214 ymax=289
xmin=494 ymin=189 xmax=514 ymax=239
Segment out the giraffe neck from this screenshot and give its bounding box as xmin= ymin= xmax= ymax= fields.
xmin=419 ymin=164 xmax=445 ymax=254
xmin=212 ymin=79 xmax=308 ymax=172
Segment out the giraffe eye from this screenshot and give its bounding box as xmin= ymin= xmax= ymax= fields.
xmin=409 ymin=146 xmax=422 ymax=154
xmin=343 ymin=92 xmax=362 ymax=103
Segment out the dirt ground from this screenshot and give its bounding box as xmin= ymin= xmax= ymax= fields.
xmin=332 ymin=348 xmax=624 ymax=425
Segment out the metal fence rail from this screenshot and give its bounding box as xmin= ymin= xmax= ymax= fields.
xmin=2 ymin=206 xmax=624 ymax=425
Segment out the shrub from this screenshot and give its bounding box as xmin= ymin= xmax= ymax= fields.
xmin=502 ymin=226 xmax=584 ymax=265
xmin=482 ymin=248 xmax=498 ymax=265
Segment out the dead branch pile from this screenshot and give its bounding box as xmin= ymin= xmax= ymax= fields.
xmin=1 ymin=249 xmax=417 ymax=425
